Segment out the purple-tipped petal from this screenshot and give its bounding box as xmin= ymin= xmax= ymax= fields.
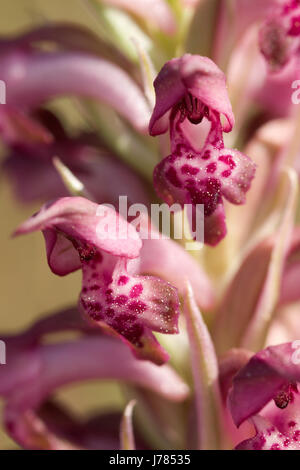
xmin=203 ymin=203 xmax=227 ymax=246
xmin=1 ymin=51 xmax=150 ymax=133
xmin=15 ymin=197 xmax=142 ymax=262
xmin=15 ymin=198 xmax=180 ymax=364
xmin=180 ymin=55 xmax=234 ymax=132
xmin=229 ymin=342 xmax=300 ymax=428
xmin=79 ymin=256 xmax=179 ymax=364
xmin=152 ymin=111 xmax=254 ymax=246
xmin=149 ymin=54 xmax=234 ymax=135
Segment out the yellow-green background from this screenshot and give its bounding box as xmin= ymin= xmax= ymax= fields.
xmin=0 ymin=0 xmax=124 ymax=449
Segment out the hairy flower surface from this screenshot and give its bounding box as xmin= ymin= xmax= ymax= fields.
xmin=149 ymin=54 xmax=256 ymax=245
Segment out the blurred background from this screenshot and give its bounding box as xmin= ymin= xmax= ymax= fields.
xmin=0 ymin=0 xmax=125 ymax=449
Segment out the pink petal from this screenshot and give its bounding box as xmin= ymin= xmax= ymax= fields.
xmin=220 ymin=149 xmax=257 ymax=205
xmin=14 ymin=197 xmax=142 ymax=262
xmin=1 ymin=51 xmax=150 ymax=133
xmin=0 ymin=336 xmax=189 ymax=405
xmin=180 ymin=54 xmax=234 ymax=132
xmin=228 ymin=342 xmax=300 ymax=428
xmin=149 ymin=54 xmax=234 ymax=135
xmin=79 ymin=256 xmax=179 ymax=364
xmin=202 ymin=203 xmax=227 ymax=246
xmin=219 ymin=348 xmax=253 ymax=402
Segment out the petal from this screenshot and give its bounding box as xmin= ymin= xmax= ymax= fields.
xmin=1 ymin=336 xmax=189 ymax=405
xmin=184 ymin=282 xmax=224 ymax=449
xmin=180 ymin=54 xmax=234 ymax=132
xmin=203 ymin=203 xmax=227 ymax=246
xmin=149 ymin=54 xmax=235 ymax=135
xmin=259 ymin=17 xmax=293 ymax=71
xmin=149 ymin=57 xmax=186 ymax=136
xmin=220 ymin=149 xmax=256 ymax=205
xmin=79 ymin=256 xmax=180 ymax=364
xmin=219 ymin=348 xmax=253 ymax=402
xmin=235 ymin=414 xmax=300 ymax=450
xmin=228 ymin=342 xmax=300 ymax=428
xmin=14 ymin=197 xmax=142 ymax=261
xmin=2 ymin=51 xmax=150 ymax=133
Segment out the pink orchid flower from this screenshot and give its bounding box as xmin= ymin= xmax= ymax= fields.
xmin=15 ymin=196 xmax=214 ymax=365
xmin=14 ymin=197 xmax=180 ymax=364
xmin=149 ymin=54 xmax=256 ymax=245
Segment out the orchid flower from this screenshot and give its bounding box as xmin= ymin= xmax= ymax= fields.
xmin=14 ymin=197 xmax=181 ymax=365
xmin=149 ymin=54 xmax=256 ymax=245
xmin=1 ymin=0 xmax=300 ymax=452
